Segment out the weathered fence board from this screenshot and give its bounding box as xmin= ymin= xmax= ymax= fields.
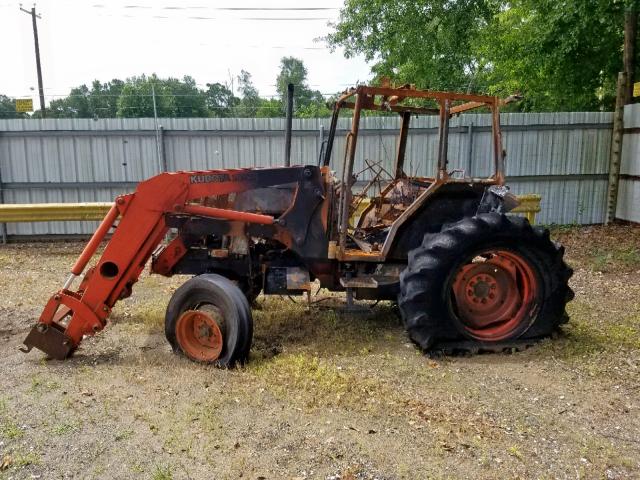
xmin=618 ymin=105 xmax=640 ymax=223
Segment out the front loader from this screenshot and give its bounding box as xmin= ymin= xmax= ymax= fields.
xmin=22 ymin=85 xmax=573 ymax=366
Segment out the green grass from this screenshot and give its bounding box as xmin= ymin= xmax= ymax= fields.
xmin=152 ymin=464 xmax=173 ymax=480
xmin=186 ymin=399 xmax=223 ymax=433
xmin=0 ymin=421 xmax=23 ymax=440
xmin=12 ymin=452 xmax=41 ymax=468
xmin=535 ymin=301 xmax=640 ymax=369
xmin=251 ymin=353 xmax=361 ymax=408
xmin=507 ymin=445 xmax=523 ymax=460
xmin=114 ymin=429 xmax=134 ymax=441
xmin=590 ymin=246 xmax=640 ymax=272
xmin=51 ymin=421 xmax=80 ymax=436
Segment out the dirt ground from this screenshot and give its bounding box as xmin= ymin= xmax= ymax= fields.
xmin=0 ymin=224 xmax=639 ymax=480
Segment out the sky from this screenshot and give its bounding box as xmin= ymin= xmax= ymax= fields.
xmin=0 ymin=0 xmax=372 ymax=105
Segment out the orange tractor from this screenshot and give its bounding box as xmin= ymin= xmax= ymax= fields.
xmin=22 ymin=85 xmax=573 ymax=366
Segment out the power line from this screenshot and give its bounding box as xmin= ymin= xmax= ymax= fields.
xmin=95 ymin=13 xmax=332 ymax=21
xmin=89 ymin=4 xmax=338 ymax=11
xmin=217 ymin=7 xmax=336 ymax=11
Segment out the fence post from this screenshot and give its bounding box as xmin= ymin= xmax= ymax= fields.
xmin=606 ymin=72 xmax=626 ymax=224
xmin=0 ymin=131 xmax=7 ymax=243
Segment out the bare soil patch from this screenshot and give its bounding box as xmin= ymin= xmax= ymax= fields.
xmin=1 ymin=224 xmax=639 ymax=479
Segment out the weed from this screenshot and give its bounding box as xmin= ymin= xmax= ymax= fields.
xmin=13 ymin=452 xmax=40 ymax=468
xmin=0 ymin=421 xmax=23 ymax=440
xmin=152 ymin=464 xmax=173 ymax=480
xmin=114 ymin=429 xmax=134 ymax=441
xmin=187 ymin=401 xmax=222 ymax=433
xmin=507 ymin=445 xmax=523 ymax=459
xmin=52 ymin=421 xmax=79 ymax=436
xmin=29 ymin=375 xmax=42 ymax=392
xmin=92 ymin=465 xmax=106 ymax=476
xmin=536 ymin=302 xmax=640 ymax=364
xmin=590 ymin=247 xmax=640 ymax=272
xmin=251 ymin=353 xmax=387 ymax=410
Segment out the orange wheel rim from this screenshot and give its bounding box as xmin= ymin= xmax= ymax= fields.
xmin=175 ymin=309 xmax=223 ymax=361
xmin=451 ymin=249 xmax=538 ymax=341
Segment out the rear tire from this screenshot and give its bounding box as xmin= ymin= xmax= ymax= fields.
xmin=398 ymin=213 xmax=573 ymax=352
xmin=165 ymin=274 xmax=253 ymax=367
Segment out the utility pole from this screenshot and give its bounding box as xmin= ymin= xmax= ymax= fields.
xmin=624 ymin=4 xmax=638 ymax=104
xmin=20 ymin=4 xmax=45 ymax=117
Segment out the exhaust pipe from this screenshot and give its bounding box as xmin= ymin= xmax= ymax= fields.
xmin=284 ymin=83 xmax=294 ymax=167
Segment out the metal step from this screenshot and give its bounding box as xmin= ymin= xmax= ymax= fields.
xmin=339 ymin=277 xmax=378 ymax=289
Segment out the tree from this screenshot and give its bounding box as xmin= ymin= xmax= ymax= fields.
xmin=328 ymin=0 xmax=633 ymax=111
xmin=203 ymin=82 xmax=239 ymax=117
xmin=255 ymin=98 xmax=284 ymax=118
xmin=327 ymin=1 xmax=496 ymax=93
xmin=46 ymin=79 xmax=124 ymax=118
xmin=296 ymin=101 xmax=332 ymax=118
xmin=116 ymin=75 xmax=207 ymax=118
xmin=164 ymin=75 xmax=208 ymax=118
xmin=48 ymin=85 xmax=92 ymax=118
xmin=477 ymin=0 xmax=627 ymax=111
xmin=236 ymin=70 xmax=262 ymax=117
xmin=0 ymin=95 xmax=29 ymax=119
xmin=276 ymin=57 xmax=326 ymax=111
xmin=89 ymin=79 xmax=125 ymax=118
xmin=116 ymin=75 xmax=176 ymax=117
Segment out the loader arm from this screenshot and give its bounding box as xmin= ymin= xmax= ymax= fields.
xmin=21 ymin=166 xmax=319 ymax=360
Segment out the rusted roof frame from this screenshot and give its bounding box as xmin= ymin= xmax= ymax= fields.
xmin=336 ymin=85 xmax=497 ymax=116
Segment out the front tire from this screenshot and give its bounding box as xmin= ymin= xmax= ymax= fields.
xmin=398 ymin=213 xmax=573 ymax=351
xmin=165 ymin=274 xmax=253 ymax=367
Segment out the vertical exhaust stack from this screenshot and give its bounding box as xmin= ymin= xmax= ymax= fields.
xmin=284 ymin=83 xmax=294 ymax=167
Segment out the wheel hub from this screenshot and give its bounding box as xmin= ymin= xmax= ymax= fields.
xmin=451 ymin=250 xmax=538 ymax=341
xmin=175 ymin=309 xmax=224 ymax=362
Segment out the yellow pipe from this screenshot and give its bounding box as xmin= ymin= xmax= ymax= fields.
xmin=0 ymin=194 xmax=543 ymax=225
xmin=0 ymin=203 xmax=112 ymax=222
xmin=350 ymin=194 xmax=542 ymax=226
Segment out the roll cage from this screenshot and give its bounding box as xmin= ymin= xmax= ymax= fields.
xmin=321 ymin=85 xmax=511 ymax=261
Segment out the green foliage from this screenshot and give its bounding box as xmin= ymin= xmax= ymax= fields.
xmin=479 ymin=0 xmax=627 ymax=111
xmin=0 ymin=95 xmax=29 ymax=119
xmin=296 ymin=101 xmax=333 ymax=118
xmin=203 ymin=82 xmax=239 ymax=117
xmin=328 ymin=0 xmax=633 ymax=111
xmin=3 ymin=57 xmax=335 ymax=119
xmin=152 ymin=465 xmax=173 ymax=480
xmin=116 ymin=74 xmax=207 ymax=118
xmin=235 ymin=69 xmax=263 ymax=117
xmin=327 ymin=0 xmax=496 ymax=92
xmin=255 ymin=98 xmax=284 ymax=118
xmin=276 ymin=56 xmax=326 ymax=110
xmin=48 ymin=79 xmax=124 ymax=118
